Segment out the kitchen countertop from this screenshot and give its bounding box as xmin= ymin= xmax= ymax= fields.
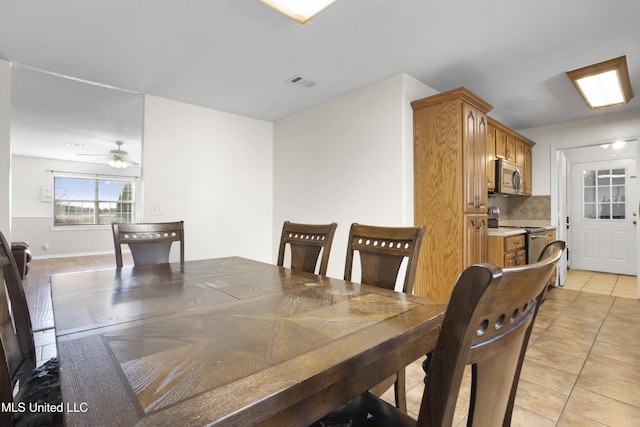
xmin=498 ymin=220 xmax=556 ymax=229
xmin=488 ymin=227 xmax=527 ymax=237
xmin=488 ymin=222 xmax=557 ymax=237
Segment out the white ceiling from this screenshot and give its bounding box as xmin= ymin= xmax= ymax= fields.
xmin=2 ymin=0 xmax=640 ymax=164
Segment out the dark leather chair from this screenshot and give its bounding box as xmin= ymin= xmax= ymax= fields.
xmin=0 ymin=231 xmax=62 ymax=427
xmin=312 ymin=241 xmax=565 ymax=427
xmin=343 ymin=223 xmax=426 ymax=412
xmin=277 ymin=221 xmax=337 ymax=276
xmin=112 ymin=221 xmax=185 ymax=268
xmin=10 ymin=241 xmax=31 ymax=279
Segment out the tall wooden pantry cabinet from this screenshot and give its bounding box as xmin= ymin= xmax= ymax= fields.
xmin=412 ymin=87 xmax=492 ymax=301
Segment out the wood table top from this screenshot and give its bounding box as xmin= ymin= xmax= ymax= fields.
xmin=51 ymin=257 xmax=445 ymax=426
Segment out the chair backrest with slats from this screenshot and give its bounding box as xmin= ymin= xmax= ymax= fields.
xmin=112 ymin=221 xmax=185 ymax=268
xmin=344 ymin=223 xmax=426 ymax=293
xmin=277 ymin=221 xmax=337 ymax=276
xmin=0 ymin=231 xmax=36 ymax=402
xmin=418 ymin=241 xmax=565 ymax=427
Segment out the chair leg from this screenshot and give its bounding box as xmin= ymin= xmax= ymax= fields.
xmin=394 ymin=367 xmax=407 ymax=413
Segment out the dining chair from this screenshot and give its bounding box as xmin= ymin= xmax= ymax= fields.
xmin=499 ymin=239 xmax=566 ymax=423
xmin=537 ymin=239 xmax=566 ymax=302
xmin=112 ymin=221 xmax=185 ymax=268
xmin=344 ymin=223 xmax=426 ymax=412
xmin=0 ymin=231 xmax=62 ymax=427
xmin=311 ymin=240 xmax=565 ymax=427
xmin=277 ymin=221 xmax=337 ymax=276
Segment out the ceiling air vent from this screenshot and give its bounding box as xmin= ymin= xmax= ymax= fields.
xmin=286 ymin=75 xmax=317 ymax=89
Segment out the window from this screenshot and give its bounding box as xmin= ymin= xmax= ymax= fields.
xmin=54 ymin=176 xmax=135 ymax=226
xmin=582 ymin=168 xmax=625 ymax=220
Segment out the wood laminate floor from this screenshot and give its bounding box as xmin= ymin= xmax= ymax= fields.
xmin=24 ymin=257 xmax=640 ymax=426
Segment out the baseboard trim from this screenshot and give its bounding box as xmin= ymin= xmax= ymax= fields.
xmin=32 ymin=250 xmax=121 ymax=260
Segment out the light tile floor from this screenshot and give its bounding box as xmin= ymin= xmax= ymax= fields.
xmin=381 ymin=270 xmax=640 ymax=426
xmin=562 ymin=269 xmax=638 ymax=299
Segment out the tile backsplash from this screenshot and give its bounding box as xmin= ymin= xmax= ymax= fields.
xmin=488 ymin=195 xmax=551 ymax=221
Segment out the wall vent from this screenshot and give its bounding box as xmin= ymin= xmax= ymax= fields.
xmin=286 ymin=75 xmax=317 ymax=89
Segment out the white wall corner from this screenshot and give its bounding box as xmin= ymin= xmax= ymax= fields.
xmin=0 ymin=59 xmax=11 ymax=238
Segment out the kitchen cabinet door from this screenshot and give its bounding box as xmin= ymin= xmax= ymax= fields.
xmin=505 ymin=249 xmax=526 ymax=267
xmin=464 ymin=214 xmax=488 ymax=266
xmin=495 ymin=128 xmax=507 ymax=159
xmin=463 ymin=103 xmax=487 ymax=214
xmin=515 ymin=139 xmax=525 ymax=166
xmin=506 ymin=135 xmax=516 ymax=162
xmin=522 ymin=143 xmax=532 ymax=195
xmin=486 ymin=124 xmax=496 ymax=192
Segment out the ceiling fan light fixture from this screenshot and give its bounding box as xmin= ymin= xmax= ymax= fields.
xmin=567 ymin=56 xmax=633 ymax=110
xmin=259 ymin=0 xmax=338 ymax=24
xmin=108 ymin=157 xmax=129 ymax=169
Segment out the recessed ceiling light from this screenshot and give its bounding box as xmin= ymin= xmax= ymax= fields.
xmin=260 ymin=0 xmax=338 ymax=24
xmin=66 ymin=142 xmax=87 ymax=147
xmin=567 ymin=56 xmax=634 ymax=110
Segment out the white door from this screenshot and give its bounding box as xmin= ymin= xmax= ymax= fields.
xmin=570 ymin=158 xmax=637 ymax=275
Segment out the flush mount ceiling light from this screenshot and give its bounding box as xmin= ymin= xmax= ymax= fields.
xmin=567 ymin=56 xmax=634 ymax=110
xmin=259 ymin=0 xmax=338 ymax=24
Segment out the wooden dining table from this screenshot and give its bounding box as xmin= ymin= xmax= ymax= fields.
xmin=50 ymin=257 xmax=445 ymax=426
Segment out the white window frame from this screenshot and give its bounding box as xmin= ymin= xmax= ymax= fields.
xmin=53 ymin=175 xmax=136 ymax=227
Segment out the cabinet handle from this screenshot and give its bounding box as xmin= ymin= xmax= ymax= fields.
xmin=474 ymin=195 xmax=482 ymax=210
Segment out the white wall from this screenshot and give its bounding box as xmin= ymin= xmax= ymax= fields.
xmin=273 ymin=74 xmax=436 ymax=278
xmin=0 ymin=59 xmax=10 ymax=239
xmin=11 ymin=156 xmax=140 ymax=256
xmin=142 ymin=95 xmax=273 ymax=263
xmin=519 ymin=108 xmax=640 ymax=195
xmin=562 ymin=141 xmax=637 ymax=163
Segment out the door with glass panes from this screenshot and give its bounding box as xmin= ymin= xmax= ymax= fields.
xmin=570 ymin=158 xmax=637 ymax=275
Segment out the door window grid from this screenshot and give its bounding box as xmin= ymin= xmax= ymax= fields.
xmin=54 ymin=176 xmax=135 ymax=226
xmin=582 ymin=168 xmax=625 ymax=220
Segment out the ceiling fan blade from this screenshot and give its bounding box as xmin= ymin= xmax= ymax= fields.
xmin=75 ymin=141 xmax=139 ymax=166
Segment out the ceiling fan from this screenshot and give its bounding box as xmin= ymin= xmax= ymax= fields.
xmin=76 ymin=141 xmax=140 ymax=169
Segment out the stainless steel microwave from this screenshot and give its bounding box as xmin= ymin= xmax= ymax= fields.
xmin=496 ymin=159 xmax=522 ymax=194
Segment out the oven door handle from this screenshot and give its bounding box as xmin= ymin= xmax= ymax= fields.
xmin=530 ymin=235 xmax=546 ymax=240
xmin=511 ymin=169 xmax=522 ymax=194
